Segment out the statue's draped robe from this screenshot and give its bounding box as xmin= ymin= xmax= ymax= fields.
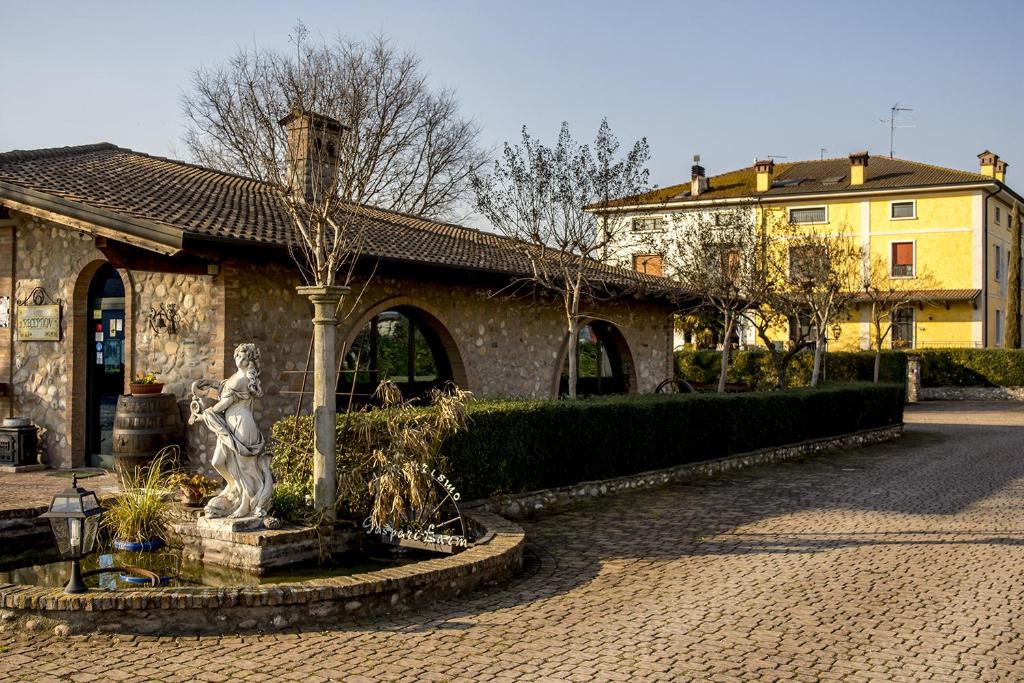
xmin=202 ymin=384 xmax=272 ymax=517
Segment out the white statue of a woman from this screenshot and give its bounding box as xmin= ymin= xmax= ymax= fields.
xmin=189 ymin=343 xmax=273 ymax=519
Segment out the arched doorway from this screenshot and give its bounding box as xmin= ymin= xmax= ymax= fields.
xmin=339 ymin=306 xmax=457 ymax=407
xmin=558 ymin=320 xmax=635 ymax=397
xmin=85 ymin=264 xmax=126 ymax=466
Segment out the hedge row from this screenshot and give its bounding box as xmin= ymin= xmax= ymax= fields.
xmin=441 ymin=383 xmax=905 ymax=500
xmin=917 ymin=349 xmax=1024 ymax=387
xmin=675 ymin=350 xmax=908 ymax=389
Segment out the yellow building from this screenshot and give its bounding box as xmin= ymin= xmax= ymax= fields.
xmin=604 ymin=151 xmax=1023 ymax=350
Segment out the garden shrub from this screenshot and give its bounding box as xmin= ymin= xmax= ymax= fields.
xmin=271 ymin=383 xmax=906 ymax=510
xmin=917 ymin=349 xmax=1024 ymax=387
xmin=441 ymin=383 xmax=905 ymax=500
xmin=675 ymin=349 xmax=907 ymax=389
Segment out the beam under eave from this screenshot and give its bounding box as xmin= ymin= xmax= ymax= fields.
xmin=0 ymin=184 xmax=183 ymax=256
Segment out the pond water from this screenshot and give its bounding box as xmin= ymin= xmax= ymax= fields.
xmin=0 ymin=545 xmax=416 ymax=590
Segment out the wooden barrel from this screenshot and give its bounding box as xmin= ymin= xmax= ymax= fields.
xmin=112 ymin=393 xmax=183 ymax=464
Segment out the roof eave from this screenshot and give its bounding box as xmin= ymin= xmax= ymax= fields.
xmin=597 ymin=181 xmax=1011 ymax=213
xmin=0 ymin=181 xmax=184 ymax=255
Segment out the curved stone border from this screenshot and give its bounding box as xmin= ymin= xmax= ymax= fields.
xmin=468 ymin=424 xmax=904 ymax=519
xmin=920 ymin=386 xmax=1024 ymax=401
xmin=0 ymin=511 xmax=524 ymax=636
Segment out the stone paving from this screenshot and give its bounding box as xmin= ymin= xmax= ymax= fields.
xmin=3 ymin=401 xmax=1024 ymax=681
xmin=0 ymin=469 xmax=118 ymax=515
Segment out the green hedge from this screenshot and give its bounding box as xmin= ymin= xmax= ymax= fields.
xmin=675 ymin=350 xmax=908 ymax=389
xmin=917 ymin=349 xmax=1024 ymax=387
xmin=441 ymin=383 xmax=905 ymax=500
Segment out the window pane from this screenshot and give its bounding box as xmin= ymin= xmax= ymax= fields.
xmin=891 ymin=202 xmax=915 ymax=218
xmin=790 ymin=207 xmax=826 ymax=224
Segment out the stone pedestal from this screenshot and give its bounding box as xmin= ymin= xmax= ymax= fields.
xmin=296 ymin=285 xmax=350 ymax=520
xmin=196 ymin=515 xmax=266 ymax=533
xmin=169 ymin=520 xmax=358 ymax=575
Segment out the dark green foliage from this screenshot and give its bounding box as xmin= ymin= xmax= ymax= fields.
xmin=918 ymin=349 xmax=1024 ymax=387
xmin=271 ymin=384 xmax=905 ymax=509
xmin=675 ymin=349 xmax=908 ymax=389
xmin=441 ymin=383 xmax=905 ymax=500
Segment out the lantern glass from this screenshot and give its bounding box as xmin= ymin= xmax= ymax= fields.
xmin=41 ymin=480 xmax=104 ymax=559
xmin=832 ymin=323 xmax=842 ymax=341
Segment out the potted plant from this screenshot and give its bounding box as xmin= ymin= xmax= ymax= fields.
xmin=165 ymin=470 xmax=219 ymax=506
xmin=103 ymin=453 xmax=171 ymax=551
xmin=129 ymin=372 xmax=164 ymax=395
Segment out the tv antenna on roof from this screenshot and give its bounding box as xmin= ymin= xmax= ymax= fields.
xmin=880 ymin=103 xmax=915 ymax=159
xmin=820 ymin=147 xmax=827 ymax=160
xmin=763 ymin=154 xmax=788 ymax=161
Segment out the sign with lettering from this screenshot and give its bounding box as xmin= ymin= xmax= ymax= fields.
xmin=17 ymin=304 xmax=61 ymax=341
xmin=364 ymin=465 xmax=470 ymax=554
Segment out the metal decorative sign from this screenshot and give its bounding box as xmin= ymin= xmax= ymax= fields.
xmin=16 ymin=287 xmax=63 ymax=341
xmin=364 ymin=464 xmax=470 ymax=554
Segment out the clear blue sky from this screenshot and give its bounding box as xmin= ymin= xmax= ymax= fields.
xmin=2 ymin=0 xmax=1022 ymax=193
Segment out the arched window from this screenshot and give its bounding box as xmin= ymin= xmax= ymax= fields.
xmin=339 ymin=307 xmax=454 ymax=407
xmin=559 ymin=320 xmax=633 ymax=397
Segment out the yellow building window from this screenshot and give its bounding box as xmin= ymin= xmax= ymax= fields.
xmin=891 ymin=242 xmax=914 ymax=278
xmin=633 ymin=253 xmax=663 ymax=276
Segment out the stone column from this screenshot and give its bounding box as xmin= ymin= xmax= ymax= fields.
xmin=0 ymin=215 xmax=14 ymax=418
xmin=906 ymin=354 xmax=921 ymax=404
xmin=296 ymin=284 xmax=349 ymax=520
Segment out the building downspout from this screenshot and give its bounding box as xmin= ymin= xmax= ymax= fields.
xmin=983 ymin=188 xmax=997 ymax=347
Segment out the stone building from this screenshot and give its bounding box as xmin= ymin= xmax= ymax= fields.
xmin=0 ymin=116 xmax=684 ymax=469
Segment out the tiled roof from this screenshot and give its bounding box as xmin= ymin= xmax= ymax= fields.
xmin=850 ymin=289 xmax=981 ymax=304
xmin=0 ymin=143 xmax=678 ymax=293
xmin=608 ymin=156 xmax=1002 ymax=208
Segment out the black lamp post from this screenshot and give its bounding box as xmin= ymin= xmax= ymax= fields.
xmin=39 ymin=475 xmax=104 ymax=594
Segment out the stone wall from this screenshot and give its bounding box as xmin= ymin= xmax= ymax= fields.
xmin=7 ymin=214 xmax=675 ymax=469
xmin=10 ymin=217 xmax=108 ymax=467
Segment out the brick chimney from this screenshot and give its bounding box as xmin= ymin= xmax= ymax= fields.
xmin=849 ymin=151 xmax=869 ymax=186
xmin=754 ymin=159 xmax=775 ymax=192
xmin=995 ymin=159 xmax=1008 ymax=183
xmin=278 ymin=107 xmax=349 ymax=202
xmin=978 ymin=150 xmax=999 ymax=179
xmin=691 ymin=155 xmax=708 ymax=196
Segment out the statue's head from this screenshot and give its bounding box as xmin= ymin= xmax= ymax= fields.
xmin=233 ymin=343 xmax=264 ymax=397
xmin=234 ymin=343 xmax=260 ymax=369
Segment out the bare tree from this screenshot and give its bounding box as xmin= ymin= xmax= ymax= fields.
xmin=781 ymin=226 xmax=864 ymax=387
xmin=1008 ymin=202 xmax=1021 ymax=348
xmin=861 ymin=255 xmax=937 ymax=382
xmin=182 ymin=26 xmax=484 ymax=222
xmin=179 ymin=25 xmax=481 ymax=517
xmin=656 ymin=208 xmax=769 ymax=392
xmin=472 ymin=120 xmax=650 ymax=398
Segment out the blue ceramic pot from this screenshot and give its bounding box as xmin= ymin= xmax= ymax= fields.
xmin=112 ymin=538 xmax=165 ymax=552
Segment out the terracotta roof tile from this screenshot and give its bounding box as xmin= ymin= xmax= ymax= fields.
xmin=0 ymin=143 xmax=679 ymax=294
xmin=609 ymin=157 xmax=1001 ymax=208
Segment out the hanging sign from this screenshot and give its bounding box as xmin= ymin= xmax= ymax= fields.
xmin=17 ymin=305 xmax=61 ymax=341
xmin=0 ymin=295 xmax=10 ymax=329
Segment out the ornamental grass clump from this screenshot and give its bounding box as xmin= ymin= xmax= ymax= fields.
xmin=102 ymin=448 xmax=174 ymax=543
xmin=269 ymin=381 xmax=471 ymax=529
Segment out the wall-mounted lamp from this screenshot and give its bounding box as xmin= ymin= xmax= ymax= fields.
xmin=831 ymin=323 xmax=843 ymax=341
xmin=147 ymin=303 xmax=180 ymax=335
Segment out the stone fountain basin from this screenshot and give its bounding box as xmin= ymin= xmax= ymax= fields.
xmin=0 ymin=511 xmax=524 ymax=636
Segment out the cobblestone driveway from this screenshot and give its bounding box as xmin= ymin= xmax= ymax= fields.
xmin=3 ymin=402 xmax=1024 ymax=681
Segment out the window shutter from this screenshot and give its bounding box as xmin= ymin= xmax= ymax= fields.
xmin=892 ymin=242 xmax=914 ymax=266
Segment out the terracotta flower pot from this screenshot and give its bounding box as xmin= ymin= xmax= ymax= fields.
xmin=129 ymin=383 xmax=164 ymax=395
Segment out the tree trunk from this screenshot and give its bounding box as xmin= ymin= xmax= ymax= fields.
xmin=873 ymin=349 xmax=881 ymax=383
xmin=810 ymin=334 xmax=825 ymax=387
xmin=297 ymin=285 xmax=349 ymax=521
xmin=566 ymin=317 xmax=579 ymax=399
xmin=718 ymin=312 xmax=734 ymax=393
